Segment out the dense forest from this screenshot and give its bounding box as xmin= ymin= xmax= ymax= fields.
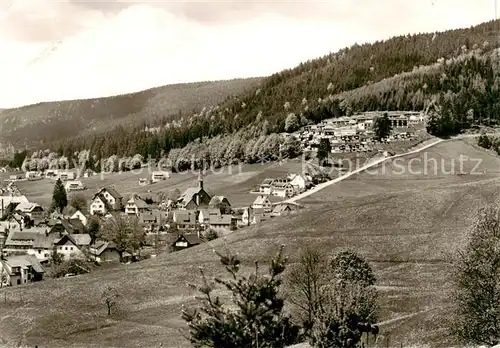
xmin=17 ymin=20 xmax=500 ymax=170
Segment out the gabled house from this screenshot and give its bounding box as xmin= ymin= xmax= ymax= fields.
xmin=30 ymin=233 xmax=59 ymax=261
xmin=209 ymin=196 xmax=232 ymax=214
xmin=53 ymin=234 xmax=91 ymax=261
xmin=139 ymin=212 xmax=157 ymax=226
xmin=171 ymin=233 xmax=203 ymax=251
xmin=287 ymin=174 xmax=312 ymax=193
xmin=3 ymin=228 xmax=48 ymax=254
xmin=271 ymin=202 xmax=300 ymax=216
xmin=271 ymin=182 xmax=294 ymax=198
xmin=177 ymin=172 xmax=212 ymax=210
xmin=89 ymin=241 xmax=120 ymax=263
xmin=198 ymin=209 xmax=221 ymax=224
xmin=15 ymin=202 xmax=44 ymax=220
xmin=64 ymin=180 xmax=85 ymax=192
xmin=125 ymin=195 xmax=150 ymax=215
xmin=209 ymin=215 xmax=237 ymax=233
xmin=251 ymin=195 xmax=273 ymax=213
xmin=173 ymin=210 xmax=197 ymax=230
xmin=0 ymin=255 xmax=44 ymax=286
xmin=70 ymin=210 xmax=88 ymax=226
xmin=259 ymin=179 xmax=275 ymax=195
xmin=90 ymin=187 xmax=123 ymax=215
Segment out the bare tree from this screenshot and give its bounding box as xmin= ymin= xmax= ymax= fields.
xmin=102 ymin=286 xmax=120 ymax=316
xmin=287 ymin=248 xmax=327 ymax=329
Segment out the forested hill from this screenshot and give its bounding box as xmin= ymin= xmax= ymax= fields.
xmin=19 ymin=20 xmax=500 ymax=165
xmin=0 ymin=78 xmax=262 ymax=147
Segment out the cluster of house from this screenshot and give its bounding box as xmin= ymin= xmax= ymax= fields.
xmin=89 ymin=172 xmax=304 ymax=251
xmin=8 ymin=169 xmax=90 ymax=193
xmin=298 ymin=111 xmax=426 ymax=153
xmin=0 ymin=191 xmax=120 ymax=286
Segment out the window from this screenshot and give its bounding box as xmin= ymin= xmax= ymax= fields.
xmin=70 ymin=247 xmax=73 ymax=250
xmin=38 ymin=250 xmax=41 ymax=254
xmin=65 ymin=247 xmax=68 ymax=250
xmin=17 ymin=279 xmax=20 ymax=285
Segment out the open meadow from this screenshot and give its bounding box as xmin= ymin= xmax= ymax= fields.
xmin=1 ymin=139 xmax=500 ymax=347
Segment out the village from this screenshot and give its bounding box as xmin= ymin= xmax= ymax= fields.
xmin=0 ymin=110 xmax=427 ymax=287
xmin=0 ymin=166 xmax=317 ymax=286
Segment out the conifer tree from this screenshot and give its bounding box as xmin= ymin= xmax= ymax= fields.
xmin=182 ymin=245 xmax=300 ymax=348
xmin=51 ymin=178 xmax=68 ymax=213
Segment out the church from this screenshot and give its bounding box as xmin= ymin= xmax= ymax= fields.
xmin=177 ymin=172 xmax=212 ymax=210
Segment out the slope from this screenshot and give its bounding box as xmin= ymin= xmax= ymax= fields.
xmin=0 ymin=78 xmax=261 ymax=146
xmin=0 ymin=140 xmax=498 ymax=347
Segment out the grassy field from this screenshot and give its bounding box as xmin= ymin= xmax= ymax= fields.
xmin=0 ymin=139 xmax=499 ymax=348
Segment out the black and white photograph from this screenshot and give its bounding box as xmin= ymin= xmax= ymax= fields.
xmin=0 ymin=0 xmax=500 ymax=347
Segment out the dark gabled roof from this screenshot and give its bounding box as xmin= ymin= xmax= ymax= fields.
xmin=90 ymin=241 xmax=117 ymax=256
xmin=140 ymin=212 xmax=157 ymax=222
xmin=60 ymin=218 xmax=85 ymax=234
xmin=174 ymin=210 xmax=197 ymax=225
xmin=54 ymin=233 xmax=90 ymax=247
xmin=177 ymin=188 xmax=202 ymax=206
xmin=93 ymin=187 xmax=123 ymax=201
xmin=173 ymin=233 xmax=203 ymax=246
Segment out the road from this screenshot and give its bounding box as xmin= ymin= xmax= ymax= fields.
xmin=286 ymin=132 xmax=498 ymax=204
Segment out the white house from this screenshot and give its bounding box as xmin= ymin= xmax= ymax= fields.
xmin=90 ymin=187 xmax=123 ymax=215
xmin=287 ymin=174 xmax=311 ymax=193
xmin=53 ymin=234 xmax=91 ymax=261
xmin=64 ymin=180 xmax=85 ymax=192
xmin=70 ymin=210 xmax=88 ymax=226
xmin=251 ymin=195 xmax=273 ymax=212
xmin=58 ymin=171 xmax=76 ymax=181
xmin=125 ymin=195 xmax=149 ymax=215
xmin=271 ymin=183 xmax=294 ymax=198
xmin=151 ymin=171 xmax=170 ymax=183
xmin=198 ymin=209 xmax=221 ymax=224
xmin=259 ymin=179 xmax=274 ymax=195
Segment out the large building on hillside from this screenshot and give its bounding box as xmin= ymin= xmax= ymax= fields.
xmin=177 ymin=172 xmax=212 ymax=210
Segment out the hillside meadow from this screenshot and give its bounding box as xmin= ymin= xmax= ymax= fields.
xmin=0 ymin=140 xmax=499 ymax=347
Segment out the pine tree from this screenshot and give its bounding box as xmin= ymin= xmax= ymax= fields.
xmin=51 ymin=178 xmax=68 ymax=213
xmin=182 ymin=245 xmax=301 ymax=348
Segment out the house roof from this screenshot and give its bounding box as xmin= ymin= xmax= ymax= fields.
xmin=261 ymin=179 xmax=274 ymax=186
xmin=178 ymin=187 xmax=207 ymax=207
xmin=5 ymin=228 xmax=48 ymax=246
xmin=5 ymin=255 xmax=44 ymax=273
xmin=71 ymin=234 xmax=91 ymax=246
xmin=253 ymin=195 xmax=270 ymax=205
xmin=64 ymin=180 xmax=83 ymax=186
xmin=54 ymin=233 xmax=91 ymax=247
xmin=174 ymin=233 xmax=203 ymax=246
xmin=128 ymin=196 xmax=148 ymax=209
xmin=0 ymin=195 xmax=29 ymax=208
xmin=174 ymin=210 xmax=197 ymax=224
xmin=272 ymin=204 xmax=292 ymax=214
xmin=90 ymin=241 xmax=117 ymax=256
xmin=33 ymin=233 xmax=58 ymax=249
xmin=15 ymin=202 xmax=42 ymax=213
xmin=209 ymin=214 xmax=233 ymax=226
xmin=199 ymin=209 xmax=221 ymax=218
xmin=273 ymin=182 xmax=292 ymax=189
xmin=94 ymin=187 xmax=123 ymax=200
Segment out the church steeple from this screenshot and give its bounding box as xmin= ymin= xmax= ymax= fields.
xmin=198 ymin=170 xmax=203 ymax=190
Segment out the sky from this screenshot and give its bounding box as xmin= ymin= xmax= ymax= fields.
xmin=0 ymin=0 xmax=497 ymax=108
